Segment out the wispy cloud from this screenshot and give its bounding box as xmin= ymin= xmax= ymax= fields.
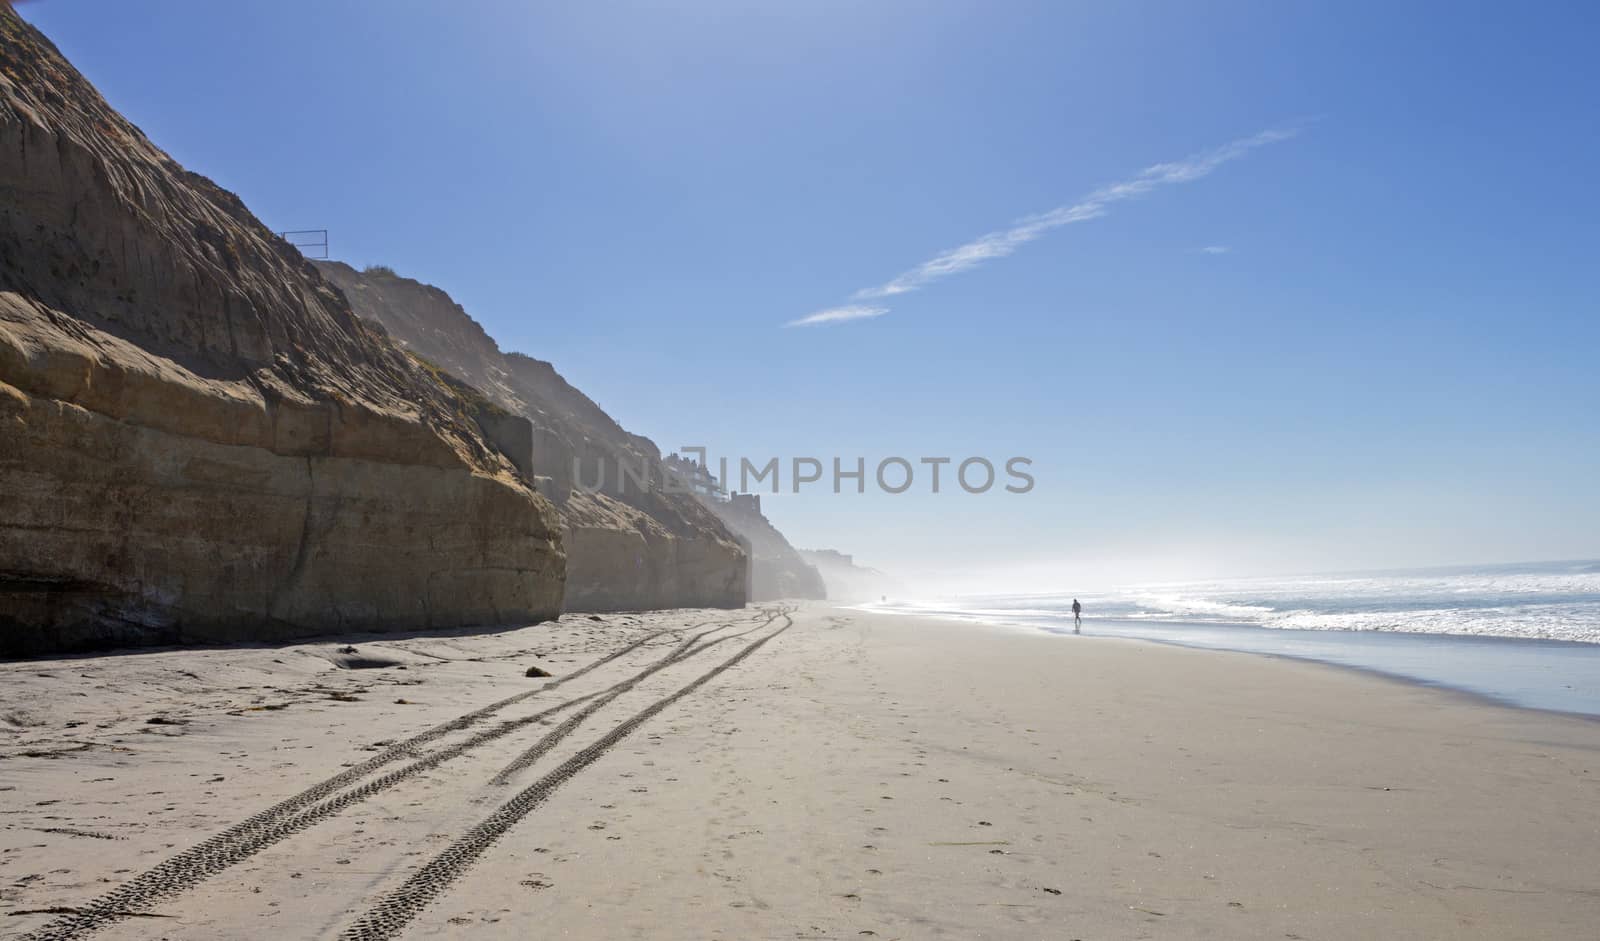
xmin=1198 ymin=245 xmax=1232 ymax=255
xmin=788 ymin=125 xmax=1300 ymax=326
xmin=785 ymin=304 xmax=889 ymax=328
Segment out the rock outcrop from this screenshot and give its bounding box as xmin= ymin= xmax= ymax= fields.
xmin=313 ymin=262 xmax=747 ymax=612
xmin=0 ymin=10 xmax=565 ymax=655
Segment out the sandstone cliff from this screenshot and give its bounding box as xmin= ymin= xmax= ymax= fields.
xmin=0 ymin=10 xmax=565 ymax=654
xmin=313 ymin=262 xmax=747 ymax=612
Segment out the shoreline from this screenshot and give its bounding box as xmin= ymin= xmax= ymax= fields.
xmin=1093 ymin=623 xmax=1600 ymax=726
xmin=857 ymin=602 xmax=1600 ymax=720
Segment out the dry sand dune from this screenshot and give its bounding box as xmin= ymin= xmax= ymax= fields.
xmin=3 ymin=605 xmax=1598 ymax=940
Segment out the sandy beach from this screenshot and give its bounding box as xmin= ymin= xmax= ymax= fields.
xmin=3 ymin=604 xmax=1598 ymax=940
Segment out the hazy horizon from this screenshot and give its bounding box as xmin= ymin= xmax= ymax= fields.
xmin=24 ymin=0 xmax=1599 ymax=585
xmin=881 ymin=554 xmax=1600 ymax=599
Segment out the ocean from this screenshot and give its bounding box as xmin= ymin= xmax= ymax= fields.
xmin=870 ymin=560 xmax=1600 ymax=718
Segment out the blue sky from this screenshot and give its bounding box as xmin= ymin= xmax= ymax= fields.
xmin=23 ymin=1 xmax=1600 ymax=588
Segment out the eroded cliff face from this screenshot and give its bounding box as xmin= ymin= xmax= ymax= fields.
xmin=0 ymin=10 xmax=565 ymax=654
xmin=314 ymin=262 xmax=747 ymax=612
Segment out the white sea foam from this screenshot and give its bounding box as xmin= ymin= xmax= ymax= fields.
xmin=887 ymin=561 xmax=1600 ymax=644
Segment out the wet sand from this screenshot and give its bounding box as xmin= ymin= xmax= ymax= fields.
xmin=2 ymin=604 xmax=1597 ymax=939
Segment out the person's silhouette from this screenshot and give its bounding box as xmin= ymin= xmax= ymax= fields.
xmin=1071 ymin=598 xmax=1082 ymax=633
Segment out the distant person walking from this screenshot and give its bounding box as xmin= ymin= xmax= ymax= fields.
xmin=1071 ymin=598 xmax=1082 ymax=633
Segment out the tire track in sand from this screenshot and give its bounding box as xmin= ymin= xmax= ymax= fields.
xmin=340 ymin=608 xmax=793 ymax=941
xmin=19 ymin=612 xmax=765 ymax=941
xmin=488 ymin=613 xmax=781 ymax=786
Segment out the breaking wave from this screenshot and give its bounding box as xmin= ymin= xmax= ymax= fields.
xmin=883 ymin=560 xmax=1600 ymax=644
